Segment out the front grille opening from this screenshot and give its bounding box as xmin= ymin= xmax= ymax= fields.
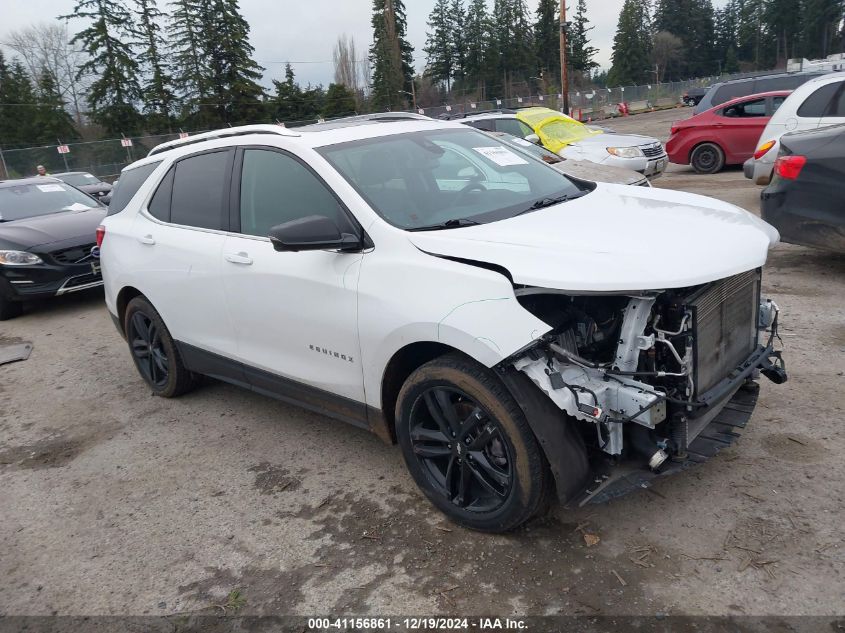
xmin=63 ymin=272 xmax=102 ymax=288
xmin=642 ymin=145 xmax=665 ymax=158
xmin=51 ymin=243 xmax=97 ymax=264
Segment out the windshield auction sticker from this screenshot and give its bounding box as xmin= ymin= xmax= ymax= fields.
xmin=472 ymin=146 xmax=529 ymax=166
xmin=36 ymin=184 xmax=65 ymax=193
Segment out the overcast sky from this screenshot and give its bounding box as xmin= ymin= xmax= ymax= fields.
xmin=1 ymin=0 xmax=730 ymax=90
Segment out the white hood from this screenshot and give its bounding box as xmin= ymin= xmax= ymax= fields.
xmin=407 ymin=183 xmax=779 ymax=292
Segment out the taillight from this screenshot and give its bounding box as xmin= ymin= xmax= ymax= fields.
xmin=754 ymin=140 xmax=776 ymax=160
xmin=774 ymin=155 xmax=807 ymax=180
xmin=95 ymin=225 xmax=106 ymax=248
xmin=670 ymin=125 xmax=679 ymax=135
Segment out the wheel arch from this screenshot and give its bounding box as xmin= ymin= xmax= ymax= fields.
xmin=378 ymin=341 xmax=465 ymax=443
xmin=115 ymin=286 xmax=145 ymax=334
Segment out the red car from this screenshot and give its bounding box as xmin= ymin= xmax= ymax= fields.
xmin=667 ymin=91 xmax=791 ymax=174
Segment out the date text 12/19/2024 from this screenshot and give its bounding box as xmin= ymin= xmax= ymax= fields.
xmin=307 ymin=617 xmax=527 ymax=630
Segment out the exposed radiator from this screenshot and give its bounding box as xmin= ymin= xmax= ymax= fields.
xmin=690 ymin=269 xmax=760 ymax=395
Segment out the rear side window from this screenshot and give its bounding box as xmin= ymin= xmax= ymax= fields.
xmin=772 ymin=96 xmax=787 ymax=112
xmin=797 ymin=82 xmax=840 ymax=118
xmin=712 ymin=83 xmax=746 ymax=106
xmin=147 ymin=167 xmax=174 ymax=222
xmin=827 ymin=84 xmax=845 ymax=117
xmin=107 ymin=161 xmax=161 ymax=215
xmin=170 ymin=150 xmax=231 ymax=230
xmin=723 ymin=98 xmax=766 ymax=118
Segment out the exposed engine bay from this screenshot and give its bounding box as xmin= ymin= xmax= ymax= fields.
xmin=508 ymin=269 xmax=787 ymax=474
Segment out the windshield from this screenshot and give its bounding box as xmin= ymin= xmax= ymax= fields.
xmin=56 ymin=173 xmax=100 ymax=186
xmin=0 ymin=182 xmax=99 ymax=222
xmin=318 ymin=128 xmax=586 ymax=230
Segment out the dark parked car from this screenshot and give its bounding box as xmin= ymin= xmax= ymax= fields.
xmin=761 ymin=123 xmax=845 ymax=252
xmin=0 ymin=177 xmax=105 ymax=319
xmin=682 ymin=86 xmax=709 ymax=107
xmin=53 ymin=171 xmax=113 ymax=202
xmin=694 ymin=71 xmax=828 ymax=114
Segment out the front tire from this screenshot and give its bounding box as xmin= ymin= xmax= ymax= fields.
xmin=690 ymin=142 xmax=725 ymax=174
xmin=124 ymin=296 xmax=197 ymax=397
xmin=395 ymin=354 xmax=550 ymax=532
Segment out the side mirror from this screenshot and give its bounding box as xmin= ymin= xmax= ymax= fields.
xmin=524 ymin=133 xmax=541 ymax=145
xmin=268 ymin=215 xmax=362 ymax=253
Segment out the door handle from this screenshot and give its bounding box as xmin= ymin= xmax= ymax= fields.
xmin=224 ymin=252 xmax=253 ymax=265
xmin=138 ymin=234 xmax=155 ymax=245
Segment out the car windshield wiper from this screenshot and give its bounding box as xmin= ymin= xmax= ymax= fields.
xmin=407 ymin=218 xmax=482 ymax=232
xmin=515 ymin=192 xmax=587 ymax=217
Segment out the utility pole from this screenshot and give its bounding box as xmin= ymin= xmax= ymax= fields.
xmin=559 ymin=0 xmax=569 ymax=115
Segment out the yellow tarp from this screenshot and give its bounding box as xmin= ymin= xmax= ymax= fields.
xmin=516 ymin=107 xmax=603 ymax=154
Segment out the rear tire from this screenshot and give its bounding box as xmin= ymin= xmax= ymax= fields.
xmin=0 ymin=296 xmax=23 ymax=321
xmin=395 ymin=353 xmax=551 ymax=532
xmin=690 ymin=143 xmax=725 ymax=174
xmin=124 ymin=296 xmax=198 ymax=397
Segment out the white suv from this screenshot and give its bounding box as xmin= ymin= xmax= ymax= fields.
xmin=100 ymin=118 xmax=787 ymax=532
xmin=745 ymin=71 xmax=845 ymax=185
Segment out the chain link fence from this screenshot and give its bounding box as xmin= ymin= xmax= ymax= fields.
xmin=0 ymin=70 xmax=778 ymax=182
xmin=0 ymin=132 xmax=187 ymax=181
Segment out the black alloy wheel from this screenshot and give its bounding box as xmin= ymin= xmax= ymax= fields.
xmin=128 ymin=310 xmax=170 ymax=389
xmin=395 ymin=353 xmax=554 ymax=531
xmin=123 ymin=296 xmax=198 ymax=397
xmin=409 ymin=387 xmax=513 ymax=512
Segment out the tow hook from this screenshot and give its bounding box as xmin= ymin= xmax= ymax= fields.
xmin=760 ymin=351 xmax=788 ymax=385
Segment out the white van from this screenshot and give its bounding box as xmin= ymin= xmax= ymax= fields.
xmin=745 ymin=72 xmax=845 ymax=184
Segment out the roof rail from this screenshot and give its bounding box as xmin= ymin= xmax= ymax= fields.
xmin=148 ymin=124 xmax=299 ymax=157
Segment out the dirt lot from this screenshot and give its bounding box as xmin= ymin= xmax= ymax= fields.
xmin=1 ymin=108 xmax=843 ymax=620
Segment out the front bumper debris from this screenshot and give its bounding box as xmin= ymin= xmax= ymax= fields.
xmin=579 ymin=382 xmax=760 ymax=504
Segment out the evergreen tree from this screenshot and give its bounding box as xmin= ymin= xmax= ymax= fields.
xmin=607 ymin=0 xmax=652 ymax=86
xmin=33 ymin=70 xmax=77 ymax=144
xmin=801 ymin=0 xmax=843 ymax=59
xmin=653 ymin=0 xmax=716 ymax=77
xmin=168 ymin=0 xmax=208 ymax=120
xmin=424 ymin=0 xmax=455 ymax=89
xmin=714 ymin=1 xmax=739 ymax=73
xmin=202 ymin=0 xmax=266 ymax=125
xmin=323 ymin=83 xmax=357 ymax=118
xmin=0 ymin=55 xmax=40 ymax=147
xmin=534 ymin=0 xmax=559 ymax=88
xmin=761 ymin=0 xmax=802 ymax=65
xmin=492 ymin=0 xmax=534 ymax=96
xmin=450 ymin=0 xmax=467 ymax=85
xmin=370 ymin=0 xmax=414 ymax=110
xmin=370 ymin=0 xmax=415 ymax=110
xmin=271 ymin=64 xmax=305 ymax=121
xmin=463 ymin=0 xmax=491 ymax=94
xmin=569 ymin=0 xmax=599 ymax=77
xmin=132 ymin=0 xmax=174 ymax=132
xmin=64 ymin=0 xmax=143 ymax=135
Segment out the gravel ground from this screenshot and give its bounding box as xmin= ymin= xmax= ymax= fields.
xmin=1 ymin=108 xmax=843 ymax=619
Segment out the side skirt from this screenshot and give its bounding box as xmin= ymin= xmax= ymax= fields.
xmin=176 ymin=341 xmax=375 ymax=432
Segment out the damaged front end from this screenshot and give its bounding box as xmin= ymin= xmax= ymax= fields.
xmin=499 ymin=268 xmax=787 ymax=505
